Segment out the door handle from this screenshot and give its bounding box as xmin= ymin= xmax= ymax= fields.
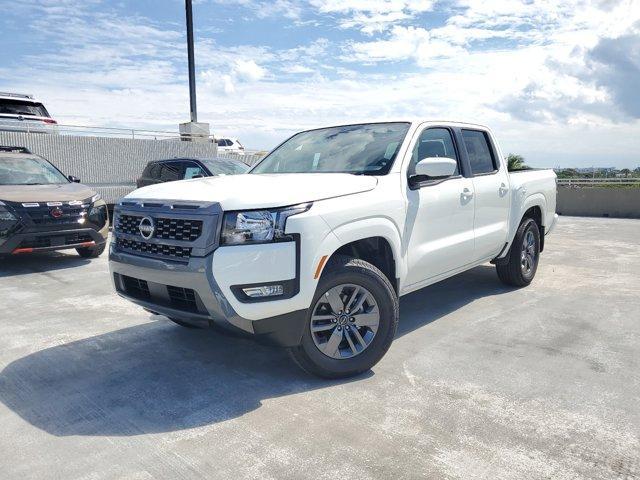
xmin=499 ymin=183 xmax=509 ymax=195
xmin=461 ymin=188 xmax=473 ymax=199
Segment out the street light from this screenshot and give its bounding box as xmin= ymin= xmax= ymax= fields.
xmin=179 ymin=0 xmax=211 ymax=142
xmin=185 ymin=0 xmax=197 ymax=123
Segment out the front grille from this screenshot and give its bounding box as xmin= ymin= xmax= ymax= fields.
xmin=167 ymin=285 xmax=198 ymax=312
xmin=19 ymin=232 xmax=93 ymax=249
xmin=116 ymin=214 xmax=203 ymax=241
xmin=121 ymin=275 xmax=150 ymax=300
xmin=116 ymin=237 xmax=192 ymax=260
xmin=116 ymin=274 xmax=205 ymax=315
xmin=18 ymin=205 xmax=87 ymax=226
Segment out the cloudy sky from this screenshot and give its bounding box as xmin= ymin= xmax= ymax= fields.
xmin=1 ymin=0 xmax=639 ymax=168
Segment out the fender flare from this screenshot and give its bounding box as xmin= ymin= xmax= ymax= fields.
xmin=315 ymin=216 xmax=405 ymax=282
xmin=498 ymin=193 xmax=548 ymax=259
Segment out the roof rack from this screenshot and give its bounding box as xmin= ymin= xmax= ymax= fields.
xmin=0 ymin=146 xmax=32 ymax=154
xmin=0 ymin=92 xmax=35 ymax=100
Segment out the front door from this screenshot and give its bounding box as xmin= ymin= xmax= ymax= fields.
xmin=404 ymin=127 xmax=476 ymax=288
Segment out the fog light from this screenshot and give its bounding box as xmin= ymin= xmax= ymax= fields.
xmin=242 ymin=285 xmax=284 ymax=298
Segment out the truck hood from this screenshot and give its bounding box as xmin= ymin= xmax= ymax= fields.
xmin=126 ymin=173 xmax=378 ymax=210
xmin=0 ymin=182 xmax=96 ymax=203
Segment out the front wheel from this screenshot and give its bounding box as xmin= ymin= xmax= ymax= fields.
xmin=76 ymin=243 xmax=106 ymax=258
xmin=288 ymin=255 xmax=398 ymax=379
xmin=496 ymin=217 xmax=540 ymax=287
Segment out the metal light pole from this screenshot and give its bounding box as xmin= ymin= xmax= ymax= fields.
xmin=185 ymin=0 xmax=197 ymax=123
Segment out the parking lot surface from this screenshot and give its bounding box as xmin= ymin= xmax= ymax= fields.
xmin=0 ymin=216 xmax=638 ymax=479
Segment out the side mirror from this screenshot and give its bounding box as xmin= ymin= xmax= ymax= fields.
xmin=414 ymin=157 xmax=457 ymax=179
xmin=68 ymin=175 xmax=81 ymax=183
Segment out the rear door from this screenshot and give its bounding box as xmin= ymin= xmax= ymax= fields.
xmin=404 ymin=126 xmax=476 ymax=287
xmin=460 ymin=129 xmax=510 ymax=261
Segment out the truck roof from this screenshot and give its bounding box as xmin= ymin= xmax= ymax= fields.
xmin=308 ymin=119 xmax=491 ymax=131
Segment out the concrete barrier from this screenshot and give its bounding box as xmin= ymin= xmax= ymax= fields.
xmin=557 ymin=186 xmax=640 ymax=219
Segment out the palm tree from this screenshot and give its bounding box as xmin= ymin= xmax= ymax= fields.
xmin=507 ymin=154 xmax=526 ymax=171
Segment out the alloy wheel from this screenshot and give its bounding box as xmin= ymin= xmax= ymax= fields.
xmin=310 ymin=283 xmax=380 ymax=359
xmin=521 ymin=229 xmax=537 ymax=276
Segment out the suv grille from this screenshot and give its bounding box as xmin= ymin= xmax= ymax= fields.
xmin=16 ymin=204 xmax=87 ymax=226
xmin=116 ymin=237 xmax=192 ymax=260
xmin=116 ymin=214 xmax=203 ymax=241
xmin=19 ymin=232 xmax=93 ymax=249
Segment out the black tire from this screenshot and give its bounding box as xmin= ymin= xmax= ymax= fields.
xmin=76 ymin=243 xmax=106 ymax=258
xmin=288 ymin=255 xmax=399 ymax=379
xmin=496 ymin=217 xmax=540 ymax=287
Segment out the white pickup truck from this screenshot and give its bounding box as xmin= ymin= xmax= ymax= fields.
xmin=109 ymin=121 xmax=557 ymax=378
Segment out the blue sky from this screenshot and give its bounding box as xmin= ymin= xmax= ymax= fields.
xmin=1 ymin=0 xmax=639 ymax=168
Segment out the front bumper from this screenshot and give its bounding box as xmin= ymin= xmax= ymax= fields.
xmin=0 ymin=224 xmax=108 ymax=255
xmin=109 ymin=248 xmax=307 ymax=347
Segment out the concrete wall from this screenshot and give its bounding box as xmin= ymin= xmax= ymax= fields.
xmin=557 ymin=187 xmax=640 ymax=219
xmin=0 ymin=131 xmax=264 ymax=204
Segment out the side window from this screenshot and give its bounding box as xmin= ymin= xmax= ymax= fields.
xmin=183 ymin=162 xmax=206 ymax=179
xmin=160 ymin=162 xmax=182 ymax=182
xmin=408 ymin=127 xmax=459 ymax=177
xmin=148 ymin=164 xmax=161 ymax=179
xmin=461 ymin=129 xmax=497 ymax=175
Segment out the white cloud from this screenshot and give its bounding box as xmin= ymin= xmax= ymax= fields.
xmin=233 ymin=60 xmax=267 ymax=82
xmin=310 ymin=0 xmax=435 ymax=33
xmin=345 ymin=25 xmax=464 ymax=65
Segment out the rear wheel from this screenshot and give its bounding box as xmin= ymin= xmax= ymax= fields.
xmin=496 ymin=217 xmax=540 ymax=287
xmin=288 ymin=255 xmax=398 ymax=378
xmin=76 ymin=243 xmax=106 ymax=258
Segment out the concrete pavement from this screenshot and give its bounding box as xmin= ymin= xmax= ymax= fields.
xmin=0 ymin=216 xmax=638 ymax=479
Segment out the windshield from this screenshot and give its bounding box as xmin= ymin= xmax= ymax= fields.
xmin=0 ymin=155 xmax=68 ymax=185
xmin=0 ymin=100 xmax=49 ymax=117
xmin=251 ymin=122 xmax=410 ymax=175
xmin=201 ymin=159 xmax=249 ymax=175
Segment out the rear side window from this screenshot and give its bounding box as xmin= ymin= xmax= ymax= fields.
xmin=160 ymin=162 xmax=182 ymax=182
xmin=0 ymin=100 xmax=49 ymax=117
xmin=408 ymin=127 xmax=459 ymax=176
xmin=462 ymin=129 xmax=497 ymax=175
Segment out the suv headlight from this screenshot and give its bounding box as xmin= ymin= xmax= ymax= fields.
xmin=0 ymin=201 xmax=19 ymax=238
xmin=221 ymin=203 xmax=311 ymax=245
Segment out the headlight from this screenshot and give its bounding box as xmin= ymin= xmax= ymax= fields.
xmin=91 ymin=193 xmax=102 ymax=203
xmin=221 ymin=203 xmax=311 ymax=245
xmin=0 ymin=201 xmax=19 ymax=238
xmin=0 ymin=201 xmax=17 ymax=221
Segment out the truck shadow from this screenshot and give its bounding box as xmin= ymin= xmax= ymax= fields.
xmin=0 ymin=251 xmax=91 ymax=278
xmin=0 ymin=265 xmax=511 ymax=437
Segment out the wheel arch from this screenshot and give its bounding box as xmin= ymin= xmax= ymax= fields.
xmin=321 ymin=218 xmax=404 ymax=293
xmin=498 ymin=193 xmax=548 ymax=260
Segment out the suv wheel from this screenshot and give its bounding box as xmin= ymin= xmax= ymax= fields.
xmin=76 ymin=243 xmax=106 ymax=258
xmin=289 ymin=255 xmax=398 ymax=378
xmin=496 ymin=217 xmax=540 ymax=287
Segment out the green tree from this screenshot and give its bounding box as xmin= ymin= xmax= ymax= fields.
xmin=620 ymin=168 xmax=631 ymax=177
xmin=506 ymin=153 xmax=527 ymax=171
xmin=556 ymin=168 xmax=578 ymax=179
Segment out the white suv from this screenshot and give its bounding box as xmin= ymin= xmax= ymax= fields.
xmin=0 ymin=92 xmax=58 ymax=134
xmin=216 ymin=137 xmax=244 ymax=154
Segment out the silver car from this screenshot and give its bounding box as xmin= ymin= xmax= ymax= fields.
xmin=0 ymin=92 xmax=58 ymax=134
